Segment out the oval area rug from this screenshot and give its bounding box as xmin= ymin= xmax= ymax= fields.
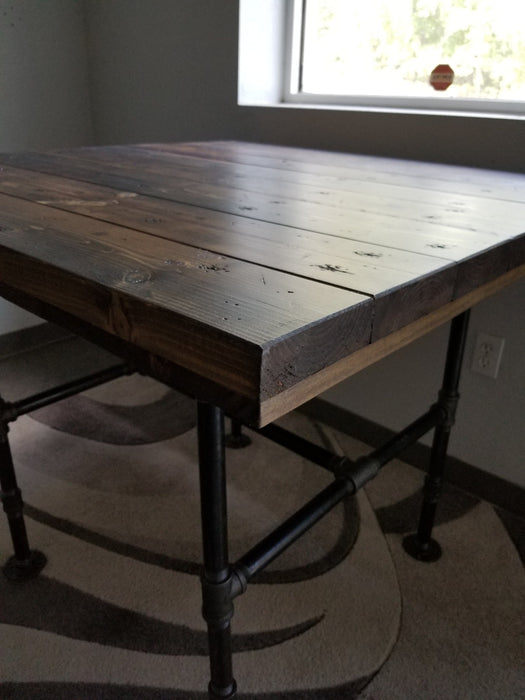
xmin=0 ymin=375 xmax=401 ymax=699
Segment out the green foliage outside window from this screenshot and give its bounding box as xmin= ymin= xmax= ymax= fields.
xmin=301 ymin=0 xmax=525 ymax=100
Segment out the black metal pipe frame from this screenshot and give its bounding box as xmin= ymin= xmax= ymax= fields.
xmin=2 ymin=363 xmax=130 ymax=422
xmin=231 ymin=405 xmax=442 ymax=589
xmin=255 ymin=422 xmax=348 ymax=473
xmin=199 ymin=311 xmax=470 ymax=697
xmin=403 ymin=310 xmax=471 ymax=561
xmin=198 ymin=403 xmax=237 ymax=700
xmin=0 ymin=311 xmax=470 ymax=697
xmin=255 ymin=405 xmax=441 ymax=478
xmin=0 ymin=362 xmax=129 ymax=580
xmin=224 ymin=418 xmax=252 ymax=449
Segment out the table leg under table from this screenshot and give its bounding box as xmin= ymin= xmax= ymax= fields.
xmin=1 ymin=363 xmax=127 ymax=580
xmin=403 ymin=310 xmax=470 ymax=561
xmin=198 ymin=402 xmax=238 ymax=699
xmin=0 ymin=420 xmax=47 ymax=581
xmin=0 ymin=312 xmax=471 ymax=697
xmin=195 ymin=310 xmax=471 ymax=696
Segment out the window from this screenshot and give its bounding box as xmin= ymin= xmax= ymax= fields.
xmin=285 ymin=0 xmax=525 ymax=115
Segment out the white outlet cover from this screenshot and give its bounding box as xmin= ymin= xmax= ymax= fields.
xmin=471 ymin=332 xmax=505 ymax=378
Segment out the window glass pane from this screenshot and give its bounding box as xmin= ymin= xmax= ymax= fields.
xmin=301 ymin=0 xmax=525 ymax=101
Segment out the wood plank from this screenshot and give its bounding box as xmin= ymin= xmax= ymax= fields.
xmin=0 ymin=195 xmax=373 ymax=402
xmin=0 ymin=168 xmax=468 ymax=339
xmin=0 ymin=281 xmax=263 ymax=425
xmin=4 ymin=148 xmax=524 ymax=245
xmin=1 ymin=146 xmax=522 ymax=343
xmin=0 ymin=166 xmax=455 ymax=290
xmin=61 ymin=143 xmax=525 ymax=235
xmin=157 ymin=141 xmax=525 ymax=203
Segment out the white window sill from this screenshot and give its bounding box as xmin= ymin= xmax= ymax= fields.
xmin=239 ymin=99 xmax=525 ymax=122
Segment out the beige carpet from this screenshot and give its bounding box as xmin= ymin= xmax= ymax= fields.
xmin=1 ymin=374 xmax=524 ymax=699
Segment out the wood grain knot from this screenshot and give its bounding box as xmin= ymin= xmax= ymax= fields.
xmin=124 ymin=269 xmax=152 ymax=284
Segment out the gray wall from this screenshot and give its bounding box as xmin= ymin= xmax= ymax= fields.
xmin=0 ymin=0 xmax=523 ymax=489
xmin=0 ymin=0 xmax=93 ymax=330
xmin=0 ymin=0 xmax=92 ymax=152
xmin=84 ymin=0 xmax=240 ymax=145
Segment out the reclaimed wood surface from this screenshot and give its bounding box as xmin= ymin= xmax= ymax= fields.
xmin=0 ymin=141 xmax=524 ymax=425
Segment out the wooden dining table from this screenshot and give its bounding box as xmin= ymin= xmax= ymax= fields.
xmin=0 ymin=141 xmax=524 ymax=698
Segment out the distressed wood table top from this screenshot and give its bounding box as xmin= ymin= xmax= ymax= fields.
xmin=0 ymin=141 xmax=524 ymax=425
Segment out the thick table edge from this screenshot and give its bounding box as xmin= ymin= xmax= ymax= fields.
xmin=258 ymin=262 xmax=525 ymax=427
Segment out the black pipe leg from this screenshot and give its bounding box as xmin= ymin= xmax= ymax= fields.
xmin=403 ymin=425 xmax=449 ymax=562
xmin=225 ymin=418 xmax=251 ymax=449
xmin=403 ymin=311 xmax=470 ymax=562
xmin=198 ymin=403 xmax=237 ymax=699
xmin=0 ymin=421 xmax=46 ymax=581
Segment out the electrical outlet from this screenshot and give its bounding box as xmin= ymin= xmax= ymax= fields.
xmin=471 ymin=332 xmax=505 ymax=379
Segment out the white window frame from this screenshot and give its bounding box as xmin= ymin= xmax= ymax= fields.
xmin=283 ymin=0 xmax=525 ymax=118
